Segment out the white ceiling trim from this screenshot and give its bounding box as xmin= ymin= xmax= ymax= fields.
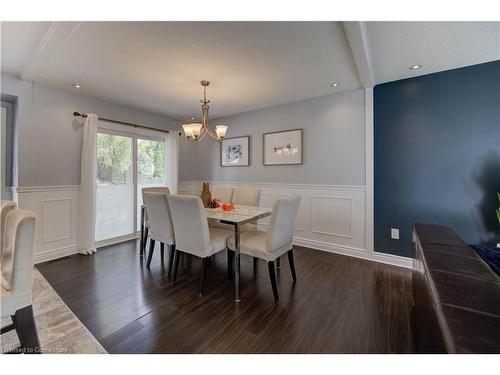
xmin=20 ymin=22 xmax=82 ymax=81
xmin=342 ymin=21 xmax=374 ymax=88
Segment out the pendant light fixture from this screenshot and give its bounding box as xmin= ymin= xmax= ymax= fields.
xmin=182 ymin=80 xmax=228 ymax=142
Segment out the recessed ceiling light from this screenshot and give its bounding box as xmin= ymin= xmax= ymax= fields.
xmin=409 ymin=64 xmax=422 ymax=70
xmin=330 ymin=83 xmax=339 ymax=88
xmin=72 ymin=83 xmax=81 ymax=88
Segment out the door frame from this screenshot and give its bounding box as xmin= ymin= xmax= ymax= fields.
xmin=0 ymin=101 xmax=14 ymax=201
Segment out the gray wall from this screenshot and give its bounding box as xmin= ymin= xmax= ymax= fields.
xmin=1 ymin=74 xmax=180 ymax=187
xmin=179 ymin=89 xmax=366 ymax=185
xmin=374 ymin=60 xmax=500 ymax=257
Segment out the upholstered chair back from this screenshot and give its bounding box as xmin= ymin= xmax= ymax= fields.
xmin=1 ymin=209 xmax=36 ymax=309
xmin=0 ymin=200 xmax=17 ymax=257
xmin=168 ymin=195 xmax=211 ymax=257
xmin=143 ymin=191 xmax=175 ymax=245
xmin=232 ymin=187 xmax=261 ymax=206
xmin=142 ymin=187 xmax=170 ymax=222
xmin=142 ymin=186 xmax=170 ymax=200
xmin=212 ymin=186 xmax=234 ymax=203
xmin=266 ymin=196 xmax=301 ymax=253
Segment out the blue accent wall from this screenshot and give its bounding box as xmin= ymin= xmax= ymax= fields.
xmin=374 ymin=60 xmax=500 ymax=257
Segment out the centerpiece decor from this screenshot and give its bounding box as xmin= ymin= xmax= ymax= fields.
xmin=200 ymin=182 xmax=212 ymax=208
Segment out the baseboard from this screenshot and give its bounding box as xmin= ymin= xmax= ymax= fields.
xmin=370 ymin=250 xmax=414 ymax=269
xmin=34 ymin=234 xmax=141 ymax=264
xmin=96 ymin=233 xmax=139 ymax=249
xmin=293 ymin=236 xmax=413 ymax=269
xmin=33 ymin=244 xmax=79 ymax=264
xmin=32 ymin=236 xmax=412 ymax=269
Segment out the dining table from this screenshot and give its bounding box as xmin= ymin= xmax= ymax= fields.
xmin=140 ymin=203 xmax=272 ymax=302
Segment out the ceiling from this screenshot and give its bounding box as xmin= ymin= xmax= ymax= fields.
xmin=1 ymin=21 xmax=500 ymax=120
xmin=365 ymin=22 xmax=500 ymax=84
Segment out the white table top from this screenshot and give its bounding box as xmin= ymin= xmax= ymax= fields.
xmin=204 ymin=205 xmax=271 ymax=224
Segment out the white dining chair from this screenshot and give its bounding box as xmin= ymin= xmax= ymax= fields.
xmin=141 ymin=187 xmax=170 ymax=254
xmin=142 ymin=191 xmax=176 ymax=274
xmin=227 ymin=196 xmax=301 ymax=300
xmin=167 ymin=195 xmax=233 ymax=295
xmin=234 ymin=187 xmax=261 ymax=230
xmin=212 ymin=186 xmax=234 ymax=203
xmin=232 ymin=187 xmax=261 ymax=206
xmin=1 ymin=208 xmax=39 ymax=353
xmin=232 ymin=186 xmax=261 ymax=230
xmin=1 ymin=200 xmax=17 ymax=258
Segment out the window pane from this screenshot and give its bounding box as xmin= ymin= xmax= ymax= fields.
xmin=137 ymin=138 xmax=166 ymax=230
xmin=95 ymin=133 xmax=134 ymax=241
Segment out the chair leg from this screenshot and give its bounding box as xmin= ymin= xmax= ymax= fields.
xmin=160 ymin=242 xmax=165 ymax=263
xmin=287 ymin=249 xmax=297 ymax=281
xmin=12 ymin=305 xmax=40 ymax=354
xmin=199 ymin=257 xmax=208 ymax=295
xmin=172 ymin=250 xmax=181 ymax=283
xmin=267 ymin=261 xmax=279 ymax=300
xmin=146 ymin=239 xmax=156 ymax=268
xmin=168 ymin=244 xmax=175 ymax=277
xmin=253 ymin=256 xmax=258 ymax=272
xmin=142 ymin=227 xmax=149 ymax=254
xmin=226 ymin=249 xmax=233 ymax=280
xmin=276 ymin=256 xmax=281 ymax=268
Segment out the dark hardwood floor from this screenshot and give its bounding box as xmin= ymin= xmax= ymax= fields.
xmin=37 ymin=241 xmax=414 ymax=353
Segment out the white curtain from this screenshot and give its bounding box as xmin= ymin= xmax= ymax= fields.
xmin=166 ymin=131 xmax=179 ymax=194
xmin=79 ymin=114 xmax=98 ymax=255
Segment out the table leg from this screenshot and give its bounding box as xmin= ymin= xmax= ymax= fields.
xmin=140 ymin=206 xmax=145 ymax=256
xmin=234 ymin=222 xmax=241 ymax=302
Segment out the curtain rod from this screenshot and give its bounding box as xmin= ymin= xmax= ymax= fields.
xmin=73 ymin=111 xmax=171 ymax=134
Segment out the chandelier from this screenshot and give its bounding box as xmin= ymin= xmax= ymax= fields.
xmin=181 ymin=80 xmax=228 ymax=142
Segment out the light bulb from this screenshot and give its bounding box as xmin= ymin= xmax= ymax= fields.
xmin=182 ymin=124 xmax=194 ymax=139
xmin=215 ymin=125 xmax=228 ymax=139
xmin=190 ymin=123 xmax=202 ymax=139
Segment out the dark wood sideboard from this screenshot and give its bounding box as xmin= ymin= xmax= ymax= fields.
xmin=412 ymin=223 xmax=500 ymax=353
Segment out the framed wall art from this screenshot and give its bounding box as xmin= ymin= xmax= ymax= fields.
xmin=220 ymin=136 xmax=250 ymax=167
xmin=263 ymin=129 xmax=303 ymax=165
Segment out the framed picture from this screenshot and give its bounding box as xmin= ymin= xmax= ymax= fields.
xmin=220 ymin=136 xmax=250 ymax=167
xmin=263 ymin=129 xmax=303 ymax=165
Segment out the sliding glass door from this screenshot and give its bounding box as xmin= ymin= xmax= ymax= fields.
xmin=95 ymin=127 xmax=166 ymax=244
xmin=95 ymin=132 xmax=135 ymax=242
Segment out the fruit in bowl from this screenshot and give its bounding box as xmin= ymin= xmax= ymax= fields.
xmin=209 ymin=198 xmax=222 ymax=208
xmin=222 ymin=203 xmax=235 ymax=212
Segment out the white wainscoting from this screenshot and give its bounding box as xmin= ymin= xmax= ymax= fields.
xmin=13 ymin=182 xmax=411 ymax=268
xmin=16 ymin=185 xmax=80 ymax=264
xmin=179 ymin=180 xmax=412 ymax=269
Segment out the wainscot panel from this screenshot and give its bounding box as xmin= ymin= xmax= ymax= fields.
xmin=16 ymin=186 xmax=80 ymax=263
xmin=179 ymin=180 xmax=412 ymax=269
